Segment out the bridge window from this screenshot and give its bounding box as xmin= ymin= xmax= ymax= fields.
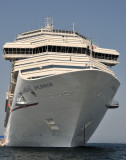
xmin=92 ymin=52 xmax=119 ymax=61
xmin=4 ymin=45 xmax=87 ymax=55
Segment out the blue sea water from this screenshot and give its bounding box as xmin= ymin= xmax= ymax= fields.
xmin=0 ymin=143 xmax=126 ymax=160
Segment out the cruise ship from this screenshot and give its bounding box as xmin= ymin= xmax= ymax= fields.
xmin=3 ymin=18 xmax=120 ymax=147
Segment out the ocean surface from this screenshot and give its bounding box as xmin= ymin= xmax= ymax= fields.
xmin=0 ymin=143 xmax=126 ymax=160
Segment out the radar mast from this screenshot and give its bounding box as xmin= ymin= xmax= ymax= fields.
xmin=44 ymin=17 xmax=53 ymax=30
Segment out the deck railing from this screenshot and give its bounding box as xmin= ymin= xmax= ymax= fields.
xmin=13 ymin=52 xmax=115 ymax=79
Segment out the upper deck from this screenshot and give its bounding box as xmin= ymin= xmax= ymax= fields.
xmin=3 ymin=18 xmax=119 ymax=66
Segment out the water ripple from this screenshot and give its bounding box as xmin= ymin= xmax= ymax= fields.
xmin=0 ymin=143 xmax=126 ymax=160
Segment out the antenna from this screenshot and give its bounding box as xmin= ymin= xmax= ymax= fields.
xmin=51 ymin=18 xmax=54 ymax=30
xmin=44 ymin=17 xmax=53 ymax=30
xmin=73 ymin=22 xmax=75 ymax=33
xmin=90 ymin=39 xmax=93 ymax=57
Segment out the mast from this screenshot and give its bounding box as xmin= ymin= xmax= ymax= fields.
xmin=73 ymin=22 xmax=75 ymax=33
xmin=90 ymin=39 xmax=93 ymax=57
xmin=51 ymin=18 xmax=54 ymax=30
xmin=44 ymin=17 xmax=53 ymax=31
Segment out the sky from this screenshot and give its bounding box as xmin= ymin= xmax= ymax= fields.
xmin=0 ymin=0 xmax=126 ymax=143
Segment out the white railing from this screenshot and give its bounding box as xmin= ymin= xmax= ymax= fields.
xmin=14 ymin=53 xmax=89 ymax=71
xmin=13 ymin=52 xmax=115 ymax=78
xmin=89 ymin=57 xmax=115 ymax=76
xmin=16 ymin=33 xmax=84 ymax=44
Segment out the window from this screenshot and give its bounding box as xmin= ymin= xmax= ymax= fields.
xmin=4 ymin=45 xmax=87 ymax=55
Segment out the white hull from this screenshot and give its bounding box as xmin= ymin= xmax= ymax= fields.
xmin=5 ymin=69 xmax=119 ymax=147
